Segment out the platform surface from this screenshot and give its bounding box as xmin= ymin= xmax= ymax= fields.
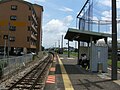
xmin=45 ymin=54 xmax=120 ymax=90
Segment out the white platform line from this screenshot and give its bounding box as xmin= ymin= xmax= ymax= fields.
xmin=107 ymin=67 xmax=120 ymax=74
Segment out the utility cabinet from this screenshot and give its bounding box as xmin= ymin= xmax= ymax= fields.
xmin=90 ymin=43 xmax=108 ymax=72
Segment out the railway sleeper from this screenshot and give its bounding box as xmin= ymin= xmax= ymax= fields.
xmin=15 ymin=85 xmax=43 ymax=89
xmin=7 ymin=55 xmax=53 ymax=90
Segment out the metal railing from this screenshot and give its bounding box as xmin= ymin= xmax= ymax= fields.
xmin=0 ymin=54 xmax=33 ymax=78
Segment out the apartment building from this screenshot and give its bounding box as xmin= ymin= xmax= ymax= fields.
xmin=0 ymin=0 xmax=43 ymax=55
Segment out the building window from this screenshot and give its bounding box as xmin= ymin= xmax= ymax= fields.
xmin=9 ymin=26 xmax=16 ymax=31
xmin=28 ymin=16 xmax=31 ymax=21
xmin=27 ymin=37 xmax=30 ymax=42
xmin=11 ymin=5 xmax=17 ymax=10
xmin=10 ymin=15 xmax=17 ymax=20
xmin=9 ymin=36 xmax=15 ymax=42
xmin=29 ymin=6 xmax=31 ymax=10
xmin=28 ymin=26 xmax=31 ymax=31
xmin=3 ymin=35 xmax=8 ymax=39
xmin=32 ymin=10 xmax=35 ymax=15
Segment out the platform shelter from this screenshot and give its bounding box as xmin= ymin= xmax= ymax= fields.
xmin=64 ymin=28 xmax=111 ymax=72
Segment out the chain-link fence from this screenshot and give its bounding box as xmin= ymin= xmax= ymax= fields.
xmin=0 ymin=54 xmax=33 ymax=78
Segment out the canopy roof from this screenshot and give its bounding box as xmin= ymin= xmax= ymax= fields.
xmin=64 ymin=28 xmax=111 ymax=42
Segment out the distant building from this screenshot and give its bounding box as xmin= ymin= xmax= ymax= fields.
xmin=0 ymin=0 xmax=43 ymax=54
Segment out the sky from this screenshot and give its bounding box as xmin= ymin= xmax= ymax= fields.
xmin=24 ymin=0 xmax=120 ymax=48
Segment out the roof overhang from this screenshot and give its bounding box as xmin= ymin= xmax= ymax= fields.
xmin=64 ymin=28 xmax=111 ymax=43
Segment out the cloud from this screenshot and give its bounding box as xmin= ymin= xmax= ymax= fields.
xmin=100 ymin=0 xmax=111 ymax=7
xmin=100 ymin=1 xmax=120 ymax=39
xmin=44 ymin=19 xmax=66 ymax=34
xmin=102 ymin=10 xmax=111 ymax=17
xmin=44 ymin=15 xmax=73 ymax=34
xmin=93 ymin=16 xmax=99 ymax=20
xmin=38 ymin=0 xmax=46 ymax=2
xmin=92 ymin=16 xmax=99 ymax=23
xmin=63 ymin=15 xmax=73 ymax=25
xmin=59 ymin=7 xmax=73 ymax=12
xmin=117 ymin=7 xmax=120 ymax=39
xmin=101 ymin=10 xmax=111 ymax=20
xmin=99 ymin=0 xmax=120 ymax=9
xmin=118 ymin=23 xmax=120 ymax=39
xmin=101 ymin=10 xmax=120 ymax=39
xmin=103 ymin=26 xmax=111 ymax=34
xmin=43 ymin=15 xmax=73 ymax=48
xmin=117 ymin=0 xmax=120 ymax=8
xmin=24 ymin=0 xmax=46 ymax=3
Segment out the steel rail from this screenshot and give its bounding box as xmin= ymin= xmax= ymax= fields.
xmin=8 ymin=55 xmax=52 ymax=90
xmin=29 ymin=55 xmax=52 ymax=90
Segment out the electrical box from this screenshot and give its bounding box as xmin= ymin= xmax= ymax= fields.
xmin=90 ymin=43 xmax=108 ymax=72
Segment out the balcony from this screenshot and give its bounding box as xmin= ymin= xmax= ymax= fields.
xmin=30 ymin=45 xmax=36 ymax=49
xmin=34 ymin=33 xmax=37 ymax=37
xmin=31 ymin=34 xmax=37 ymax=40
xmin=30 ymin=41 xmax=37 ymax=49
xmin=31 ymin=24 xmax=37 ymax=33
xmin=32 ymin=14 xmax=38 ymax=25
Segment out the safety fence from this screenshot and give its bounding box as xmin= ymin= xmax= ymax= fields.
xmin=0 ymin=54 xmax=33 ymax=78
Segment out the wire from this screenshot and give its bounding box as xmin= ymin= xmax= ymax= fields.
xmin=79 ymin=18 xmax=120 ymax=25
xmin=92 ymin=0 xmax=111 ymax=18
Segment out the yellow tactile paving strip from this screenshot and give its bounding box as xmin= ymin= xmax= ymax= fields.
xmin=57 ymin=55 xmax=74 ymax=90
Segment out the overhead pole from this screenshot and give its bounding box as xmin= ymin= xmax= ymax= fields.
xmin=77 ymin=0 xmax=90 ymax=65
xmin=61 ymin=35 xmax=63 ymax=54
xmin=8 ymin=23 xmax=10 ymax=58
xmin=68 ymin=40 xmax=70 ymax=57
xmin=58 ymin=40 xmax=60 ymax=49
xmin=112 ymin=0 xmax=117 ymax=80
xmin=77 ymin=0 xmax=89 ymax=18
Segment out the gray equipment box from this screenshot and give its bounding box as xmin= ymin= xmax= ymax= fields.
xmin=90 ymin=43 xmax=108 ymax=72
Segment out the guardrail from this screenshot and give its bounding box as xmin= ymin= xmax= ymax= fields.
xmin=0 ymin=54 xmax=33 ymax=78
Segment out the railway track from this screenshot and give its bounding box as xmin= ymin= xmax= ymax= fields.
xmin=6 ymin=54 xmax=53 ymax=90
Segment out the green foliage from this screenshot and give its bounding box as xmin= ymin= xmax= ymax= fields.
xmin=63 ymin=51 xmax=78 ymax=57
xmin=107 ymin=59 xmax=120 ymax=68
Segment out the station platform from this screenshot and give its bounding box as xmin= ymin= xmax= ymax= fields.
xmin=44 ymin=54 xmax=120 ymax=90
